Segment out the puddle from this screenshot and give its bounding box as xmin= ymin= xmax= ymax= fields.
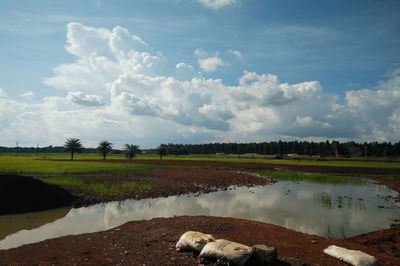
xmin=1 ymin=180 xmax=399 ymax=250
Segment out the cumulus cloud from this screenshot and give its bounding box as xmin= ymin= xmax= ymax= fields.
xmin=195 ymin=49 xmax=228 ymax=72
xmin=296 ymin=116 xmax=313 ymax=127
xmin=196 ymin=0 xmax=237 ymax=9
xmin=175 ymin=62 xmax=194 ymax=71
xmin=2 ymin=23 xmax=399 ymax=147
xmin=67 ymin=91 xmax=105 ymax=106
xmin=228 ymin=49 xmax=242 ymax=58
xmin=110 ymin=73 xmax=233 ymax=131
xmin=44 ymin=22 xmax=161 ymax=93
xmin=194 ymin=48 xmax=208 ymax=58
xmin=198 ymin=57 xmax=228 ymax=72
xmin=343 ymin=68 xmax=400 ymax=141
xmin=0 ymin=88 xmax=7 ymax=98
xmin=20 ymin=91 xmax=35 ymax=99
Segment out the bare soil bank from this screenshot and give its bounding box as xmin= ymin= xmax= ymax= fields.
xmin=85 ymin=158 xmax=400 ymax=175
xmin=67 ymin=168 xmax=271 ymax=207
xmin=1 ymin=216 xmax=399 ymax=265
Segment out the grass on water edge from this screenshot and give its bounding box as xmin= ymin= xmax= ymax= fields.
xmin=258 ymin=170 xmax=368 ymax=185
xmin=37 ymin=176 xmax=154 ymax=198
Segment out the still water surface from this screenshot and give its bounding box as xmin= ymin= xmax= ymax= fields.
xmin=1 ymin=180 xmax=399 ymax=250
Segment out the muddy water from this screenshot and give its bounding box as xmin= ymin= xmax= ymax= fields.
xmin=1 ymin=180 xmax=399 ymax=250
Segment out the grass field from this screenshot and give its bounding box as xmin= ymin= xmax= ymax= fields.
xmin=0 ymin=155 xmax=158 ymax=174
xmin=158 ymin=155 xmax=400 ymax=168
xmin=1 ymin=153 xmax=400 ymax=174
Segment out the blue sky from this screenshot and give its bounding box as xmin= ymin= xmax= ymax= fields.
xmin=0 ymin=0 xmax=399 ymax=148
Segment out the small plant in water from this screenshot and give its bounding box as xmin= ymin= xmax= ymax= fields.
xmin=326 ymin=225 xmax=333 ymax=238
xmin=339 ymin=224 xmax=347 ymax=239
xmin=216 ymin=256 xmax=230 ymax=266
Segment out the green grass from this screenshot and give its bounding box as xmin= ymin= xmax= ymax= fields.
xmin=1 ymin=153 xmax=400 ymax=176
xmin=0 ymin=155 xmax=158 ymax=174
xmin=137 ymin=154 xmax=400 ymax=169
xmin=37 ymin=177 xmax=153 ymax=198
xmin=258 ymin=170 xmax=367 ymax=185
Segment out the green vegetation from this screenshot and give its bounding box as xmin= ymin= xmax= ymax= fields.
xmin=96 ymin=140 xmax=113 ymax=160
xmin=155 ymin=155 xmax=400 ymax=168
xmin=0 ymin=155 xmax=158 ymax=174
xmin=124 ymin=144 xmax=139 ymax=160
xmin=64 ymin=138 xmax=83 ymax=160
xmin=156 ymin=141 xmax=400 ymax=158
xmin=37 ymin=177 xmax=153 ymax=198
xmin=158 ymin=145 xmax=167 ymax=160
xmin=258 ymin=170 xmax=367 ymax=185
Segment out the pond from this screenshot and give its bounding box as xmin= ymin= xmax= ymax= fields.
xmin=1 ymin=179 xmax=399 ymax=250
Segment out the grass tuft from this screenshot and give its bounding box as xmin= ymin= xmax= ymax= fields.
xmin=37 ymin=177 xmax=153 ymax=198
xmin=258 ymin=170 xmax=367 ymax=185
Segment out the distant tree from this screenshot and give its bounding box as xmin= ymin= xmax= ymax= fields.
xmin=124 ymin=144 xmax=139 ymax=160
xmin=158 ymin=145 xmax=167 ymax=160
xmin=64 ymin=138 xmax=83 ymax=161
xmin=97 ymin=140 xmax=113 ymax=160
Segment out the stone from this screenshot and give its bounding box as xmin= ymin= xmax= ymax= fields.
xmin=250 ymin=244 xmax=277 ymax=265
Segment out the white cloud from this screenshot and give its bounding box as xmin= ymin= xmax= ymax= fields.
xmin=0 ymin=88 xmax=7 ymax=98
xmin=198 ymin=57 xmax=228 ymax=72
xmin=194 ymin=48 xmax=208 ymax=58
xmin=44 ymin=22 xmax=161 ymax=94
xmin=20 ymin=91 xmax=35 ymax=99
xmin=2 ymin=23 xmax=400 ymax=147
xmin=228 ymin=49 xmax=242 ymax=58
xmin=67 ymin=91 xmax=105 ymax=106
xmin=175 ymin=62 xmax=194 ymax=71
xmin=296 ymin=116 xmax=313 ymax=127
xmin=196 ymin=0 xmax=237 ymax=9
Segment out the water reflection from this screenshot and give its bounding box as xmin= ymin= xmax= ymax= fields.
xmin=1 ymin=180 xmax=399 ymax=250
xmin=0 ymin=207 xmax=70 ymax=240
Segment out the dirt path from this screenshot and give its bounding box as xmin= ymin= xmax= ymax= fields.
xmin=1 ymin=216 xmax=399 ymax=265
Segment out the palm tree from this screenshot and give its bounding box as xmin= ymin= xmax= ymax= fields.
xmin=124 ymin=144 xmax=139 ymax=160
xmin=158 ymin=145 xmax=167 ymax=160
xmin=97 ymin=140 xmax=113 ymax=160
xmin=64 ymin=138 xmax=83 ymax=161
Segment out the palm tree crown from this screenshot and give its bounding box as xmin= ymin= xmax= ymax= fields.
xmin=124 ymin=144 xmax=139 ymax=160
xmin=64 ymin=138 xmax=83 ymax=160
xmin=97 ymin=140 xmax=113 ymax=160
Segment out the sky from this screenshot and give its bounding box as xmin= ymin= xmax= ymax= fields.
xmin=0 ymin=0 xmax=399 ymax=148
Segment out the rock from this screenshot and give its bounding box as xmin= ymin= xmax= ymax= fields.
xmin=250 ymin=244 xmax=277 ymax=265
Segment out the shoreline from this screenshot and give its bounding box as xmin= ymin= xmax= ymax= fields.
xmin=1 ymin=216 xmax=399 ymax=265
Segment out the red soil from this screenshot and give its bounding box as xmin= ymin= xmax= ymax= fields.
xmin=1 ymin=216 xmax=399 ymax=265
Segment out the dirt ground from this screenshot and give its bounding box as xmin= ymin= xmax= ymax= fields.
xmin=62 ymin=168 xmax=271 ymax=207
xmin=1 ymin=216 xmax=399 ymax=265
xmin=2 ymin=159 xmax=400 ymax=265
xmin=97 ymin=158 xmax=400 ymax=175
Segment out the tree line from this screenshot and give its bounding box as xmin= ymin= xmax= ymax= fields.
xmin=1 ymin=140 xmax=400 ymax=158
xmin=158 ymin=140 xmax=400 ymax=158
